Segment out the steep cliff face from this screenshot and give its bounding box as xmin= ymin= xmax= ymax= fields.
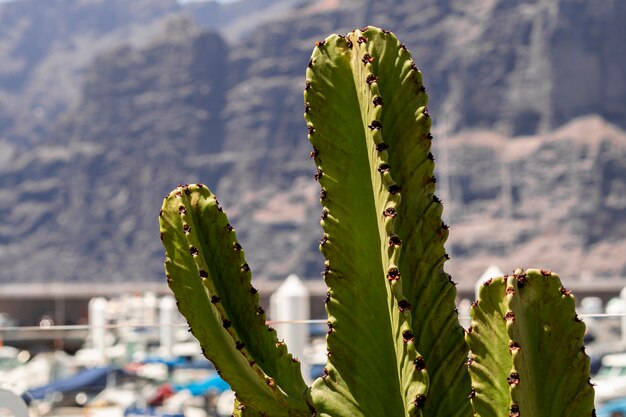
xmin=0 ymin=23 xmax=230 ymax=283
xmin=0 ymin=0 xmax=625 ymax=284
xmin=0 ymin=0 xmax=180 ymax=146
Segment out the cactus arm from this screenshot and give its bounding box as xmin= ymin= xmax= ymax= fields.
xmin=465 ymin=277 xmax=511 ymax=417
xmin=367 ymin=28 xmax=473 ymax=417
xmin=467 ymin=270 xmax=595 ymax=417
xmin=304 ymin=28 xmax=428 ymax=417
xmin=506 ymin=269 xmax=595 ymax=417
xmin=159 ymin=185 xmax=309 ymax=416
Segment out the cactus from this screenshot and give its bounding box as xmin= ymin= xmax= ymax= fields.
xmin=159 ymin=27 xmax=595 ymax=417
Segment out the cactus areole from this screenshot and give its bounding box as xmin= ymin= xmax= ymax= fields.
xmin=159 ymin=27 xmax=595 ymax=417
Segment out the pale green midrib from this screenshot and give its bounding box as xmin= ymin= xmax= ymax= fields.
xmin=346 ymin=34 xmax=409 ymax=416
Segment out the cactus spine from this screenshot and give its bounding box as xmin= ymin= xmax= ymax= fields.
xmin=159 ymin=27 xmax=595 ymax=417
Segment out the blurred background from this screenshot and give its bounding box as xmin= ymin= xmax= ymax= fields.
xmin=0 ymin=0 xmax=625 ymax=320
xmin=0 ymin=0 xmax=626 ymax=415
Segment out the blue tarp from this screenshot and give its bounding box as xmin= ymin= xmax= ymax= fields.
xmin=23 ymin=366 xmax=113 ymax=402
xmin=124 ymin=407 xmax=184 ymax=417
xmin=174 ymin=374 xmax=229 ymax=396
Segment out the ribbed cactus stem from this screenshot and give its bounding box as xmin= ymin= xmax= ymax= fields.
xmin=160 ymin=184 xmax=309 ymax=416
xmin=466 ymin=269 xmax=595 ymax=417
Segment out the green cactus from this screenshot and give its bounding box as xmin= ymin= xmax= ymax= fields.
xmin=159 ymin=27 xmax=595 ymax=417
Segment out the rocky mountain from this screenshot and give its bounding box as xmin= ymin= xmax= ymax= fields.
xmin=0 ymin=0 xmax=625 ymax=285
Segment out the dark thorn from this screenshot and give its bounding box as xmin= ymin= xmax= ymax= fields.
xmin=217 ymin=205 xmax=223 ymax=212
xmin=316 ymin=40 xmax=325 ymax=47
xmin=314 ymin=168 xmax=323 ymax=181
xmin=307 ymin=125 xmax=315 ymax=135
xmin=184 ymin=185 xmax=190 ymax=195
xmin=308 ymin=58 xmax=313 ymax=68
xmin=237 ymin=404 xmax=245 ymax=411
xmin=292 ymin=357 xmax=300 ymax=363
xmin=410 ymin=61 xmax=417 ymax=71
xmin=305 ymin=80 xmax=311 ymax=90
xmin=320 ymin=189 xmax=327 ymax=200
xmin=414 ymin=395 xmax=426 ymax=409
xmin=166 ymin=275 xmax=171 ymax=284
xmin=377 ymin=163 xmax=391 ymax=173
xmin=368 ymin=120 xmax=382 ymax=130
xmin=402 ymin=330 xmax=414 ymax=342
xmin=382 ymin=29 xmax=390 ymax=34
xmin=467 ymin=357 xmax=474 ymax=366
xmin=346 ymin=39 xmax=353 ymax=48
xmin=241 ymin=263 xmax=250 ymax=272
xmin=506 ymin=286 xmax=515 ymax=295
xmin=310 ymin=148 xmax=318 ymax=158
xmin=160 ymin=232 xmax=164 ymax=241
xmin=223 ymin=319 xmax=231 ymax=329
xmin=389 ymin=235 xmax=402 ymax=246
xmin=448 ymin=275 xmax=457 ymax=286
xmin=200 ymin=270 xmax=208 ymax=278
xmin=366 ymin=74 xmax=378 ymax=84
xmin=561 ymin=287 xmax=571 ymax=296
xmin=257 ymin=307 xmax=265 ymax=315
xmin=441 ymin=221 xmax=449 ymax=230
xmin=327 ymin=322 xmax=333 ymax=332
xmin=304 ymin=104 xmax=310 ymax=114
xmin=588 ymin=377 xmax=596 ymax=386
xmin=413 ymin=356 xmax=425 ymax=370
xmin=183 ymin=224 xmax=190 ymax=233
xmin=357 ymin=36 xmax=368 ymax=44
xmin=196 ymin=183 xmax=204 ymax=188
xmin=387 ymin=267 xmax=400 ymax=281
xmin=468 ymin=388 xmax=476 ymax=399
xmin=361 ymin=26 xmax=369 ymax=32
xmin=509 ymin=341 xmax=521 ymax=352
xmin=517 ymin=273 xmax=527 ymax=288
xmin=233 ymin=243 xmax=242 ymax=251
xmin=325 ymin=291 xmax=331 ymax=303
xmin=428 ymin=152 xmax=435 ymax=161
xmin=400 ymin=43 xmax=407 ymax=50
xmin=433 ymin=195 xmax=441 ymax=203
xmin=188 ymin=326 xmax=192 ymax=333
xmin=189 ymin=246 xmax=198 ymax=256
xmin=398 ymin=300 xmax=411 ymax=312
xmin=321 ymin=208 xmax=329 ymax=219
xmin=268 ymin=326 xmax=274 ymax=332
xmin=226 ymin=223 xmax=234 ymax=231
xmin=179 ymin=206 xmax=186 ymax=214
xmin=431 ymin=175 xmax=437 ymax=184
xmin=250 ymin=286 xmax=258 ymax=294
xmin=236 ymin=341 xmax=245 ymax=350
xmin=384 ymin=207 xmax=397 ymax=218
xmin=423 ymin=108 xmax=430 ymax=117
xmin=427 ymin=133 xmax=433 ymax=140
xmin=159 ymin=209 xmax=163 ymax=217
xmin=211 ymin=296 xmax=220 ymax=304
xmin=444 ymin=253 xmax=450 ymax=260
xmin=322 ymin=368 xmax=329 ymax=379
xmin=388 ymin=184 xmax=401 ymax=194
xmin=505 ymin=311 xmax=515 ymax=321
xmin=509 ymin=404 xmax=520 ymax=417
xmin=175 ymin=191 xmax=182 ymax=197
xmin=320 ymin=235 xmax=329 ymax=246
xmin=375 ymin=142 xmax=388 ymax=152
xmin=541 ymin=269 xmax=552 ymax=276
xmin=507 ymin=373 xmax=520 ymax=385
xmin=575 ymin=314 xmax=583 ymax=322
xmin=592 ymin=409 xmax=597 ymax=417
xmin=373 ymin=96 xmax=383 ymax=106
xmin=361 ymin=54 xmax=374 ymax=65
xmin=419 ymin=85 xmax=426 ymax=93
